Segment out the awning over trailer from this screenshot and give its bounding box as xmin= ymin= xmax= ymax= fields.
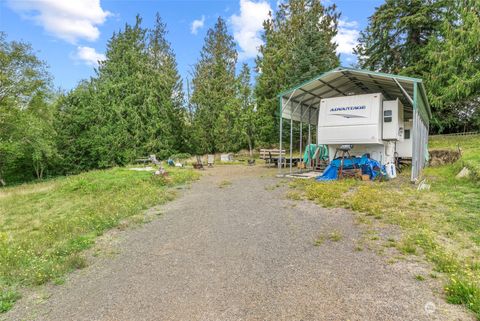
xmin=278 ymin=66 xmax=432 ymax=126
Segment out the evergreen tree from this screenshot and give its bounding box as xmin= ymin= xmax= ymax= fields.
xmin=191 ymin=17 xmax=239 ymax=154
xmin=58 ymin=14 xmax=186 ymax=172
xmin=355 ymin=0 xmax=480 ymax=133
xmin=354 ymin=0 xmax=446 ymax=76
xmin=424 ymin=0 xmax=480 ymax=132
xmin=147 ymin=13 xmax=186 ymax=155
xmin=286 ymin=0 xmax=339 ymax=84
xmin=237 ymin=63 xmax=256 ymax=156
xmin=255 ymin=0 xmax=339 ymax=145
xmin=94 ymin=15 xmax=150 ymax=167
xmin=55 ymin=80 xmax=100 ymax=172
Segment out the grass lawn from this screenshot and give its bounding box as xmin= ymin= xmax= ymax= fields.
xmin=429 ymin=134 xmax=480 ymax=177
xmin=0 ymin=167 xmax=199 ymax=312
xmin=289 ymin=134 xmax=480 ymax=319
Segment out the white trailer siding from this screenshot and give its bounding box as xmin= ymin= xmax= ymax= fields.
xmin=382 ymin=99 xmax=404 ymax=141
xmin=395 ymin=120 xmax=413 ymax=158
xmin=317 ymin=93 xmax=384 ymax=145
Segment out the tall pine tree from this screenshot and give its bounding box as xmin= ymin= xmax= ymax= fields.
xmin=237 ymin=63 xmax=256 ymax=156
xmin=57 ymin=14 xmax=186 ymax=172
xmin=255 ymin=0 xmax=339 ymax=145
xmin=191 ymin=17 xmax=239 ymax=154
xmin=355 ymin=0 xmax=480 ymax=133
xmin=354 ymin=0 xmax=446 ymax=76
xmin=424 ymin=0 xmax=480 ymax=132
xmin=146 ymin=13 xmax=186 ymax=155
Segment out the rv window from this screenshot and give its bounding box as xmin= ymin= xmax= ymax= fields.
xmin=404 ymin=129 xmax=411 ymax=139
xmin=384 ymin=117 xmax=392 ymax=123
xmin=384 ymin=110 xmax=392 ymax=116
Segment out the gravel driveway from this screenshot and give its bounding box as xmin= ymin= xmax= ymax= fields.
xmin=4 ymin=166 xmax=473 ymax=321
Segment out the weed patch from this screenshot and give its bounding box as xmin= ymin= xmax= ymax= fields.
xmin=218 ymin=180 xmax=232 ymax=188
xmin=286 ymin=190 xmax=302 ymax=200
xmin=314 ymin=236 xmax=325 ymax=246
xmin=415 ymin=275 xmax=426 ymax=281
xmin=0 ymin=289 xmax=20 ymax=313
xmin=328 ymin=230 xmax=343 ymax=242
xmin=314 ymin=230 xmax=343 ymax=246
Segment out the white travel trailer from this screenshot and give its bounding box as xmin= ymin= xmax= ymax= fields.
xmin=278 ymin=67 xmax=431 ymax=182
xmin=317 ymin=93 xmax=410 ymax=165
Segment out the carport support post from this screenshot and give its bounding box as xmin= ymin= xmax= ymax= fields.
xmin=299 ymin=106 xmax=303 ymax=173
xmin=279 ymin=91 xmax=296 ymax=175
xmin=308 ymin=108 xmax=311 ymax=169
xmin=289 ymin=100 xmax=302 ymax=174
xmin=285 ymin=101 xmax=302 ymax=175
xmin=289 ymin=116 xmax=293 ymax=174
xmin=279 ymin=104 xmax=283 ymax=174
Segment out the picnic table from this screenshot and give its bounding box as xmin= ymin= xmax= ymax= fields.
xmin=259 ymin=149 xmax=301 ymax=168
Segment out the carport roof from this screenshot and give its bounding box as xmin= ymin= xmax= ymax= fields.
xmin=278 ymin=66 xmax=431 ymax=124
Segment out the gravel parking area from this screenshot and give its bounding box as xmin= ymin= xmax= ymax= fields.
xmin=4 ymin=165 xmax=474 ymax=321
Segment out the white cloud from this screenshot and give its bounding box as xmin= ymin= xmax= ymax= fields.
xmin=8 ymin=0 xmax=110 ymax=43
xmin=333 ymin=19 xmax=360 ymax=55
xmin=191 ymin=15 xmax=205 ymax=35
xmin=231 ymin=0 xmax=271 ymax=60
xmin=74 ymin=46 xmax=105 ymax=67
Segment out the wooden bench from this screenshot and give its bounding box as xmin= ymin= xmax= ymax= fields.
xmin=260 ymin=149 xmax=284 ymax=166
xmin=259 ymin=149 xmax=300 ymax=168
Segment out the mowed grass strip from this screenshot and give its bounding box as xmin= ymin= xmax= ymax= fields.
xmin=290 ymin=135 xmax=480 ymax=319
xmin=0 ymin=167 xmax=199 ymax=312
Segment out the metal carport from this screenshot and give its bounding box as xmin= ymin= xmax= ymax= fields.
xmin=277 ymin=66 xmax=431 ymax=182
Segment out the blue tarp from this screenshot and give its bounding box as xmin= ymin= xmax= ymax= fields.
xmin=316 ymin=155 xmax=385 ymax=181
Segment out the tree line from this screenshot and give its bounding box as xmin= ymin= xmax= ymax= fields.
xmin=1 ymin=0 xmax=479 ymax=185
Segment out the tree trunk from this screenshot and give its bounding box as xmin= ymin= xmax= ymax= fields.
xmin=34 ymin=162 xmax=41 ymax=179
xmin=247 ymin=135 xmax=253 ymax=157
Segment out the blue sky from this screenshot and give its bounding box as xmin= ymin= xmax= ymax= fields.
xmin=0 ymin=0 xmax=383 ymax=91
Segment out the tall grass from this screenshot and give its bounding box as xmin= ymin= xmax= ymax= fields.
xmin=0 ymin=167 xmax=199 ymax=312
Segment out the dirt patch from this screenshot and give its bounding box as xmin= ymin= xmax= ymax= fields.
xmin=429 ymin=148 xmax=461 ymax=166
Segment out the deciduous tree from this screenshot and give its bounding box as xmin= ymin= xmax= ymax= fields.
xmin=0 ymin=33 xmax=57 ymax=184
